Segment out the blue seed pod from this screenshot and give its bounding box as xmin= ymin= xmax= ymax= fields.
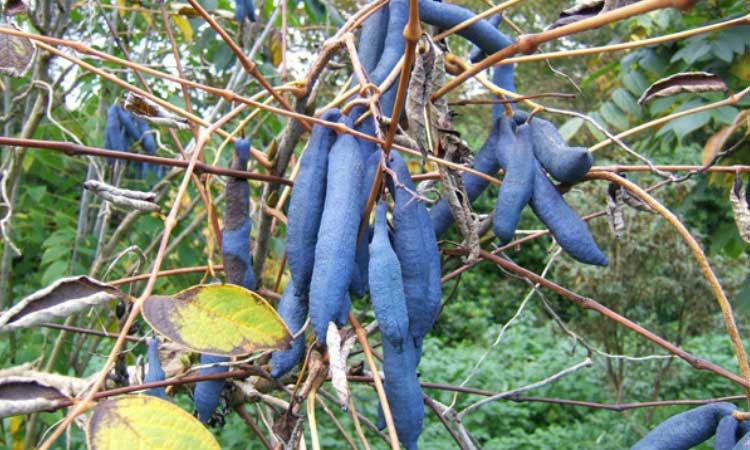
xmin=104 ymin=105 xmax=129 ymax=152
xmin=357 ymin=1 xmax=389 ymax=75
xmin=734 ymin=430 xmax=750 ymax=449
xmin=386 ymin=152 xmax=441 ymax=342
xmin=270 ymin=280 xmax=308 ymax=378
xmin=195 ymin=138 xmax=255 ymax=424
xmin=309 ymin=116 xmax=365 ymax=345
xmin=529 ymin=117 xmax=593 ymax=184
xmin=529 ymin=158 xmax=608 ymax=266
xmin=245 ymin=0 xmax=256 ymax=22
xmin=287 ymin=109 xmax=342 ymax=296
xmin=369 ymin=201 xmax=410 ymax=348
xmin=116 ymin=106 xmax=142 ymax=145
xmin=416 ymin=0 xmax=515 ymax=121
xmin=715 ymin=414 xmax=740 ymax=450
xmin=493 ymin=122 xmax=534 ymax=243
xmin=382 ymin=336 xmax=424 ymax=450
xmin=144 ymin=338 xmax=167 ymax=399
xmin=350 ymin=150 xmax=381 ymax=298
xmin=631 ymin=402 xmax=736 ymax=450
xmin=367 ymin=0 xmax=407 ymax=116
xmin=194 ymin=354 xmax=228 ymax=424
xmin=430 ymin=118 xmax=508 ymax=238
xmin=336 ymin=291 xmax=352 ymax=327
xmin=469 ymin=14 xmax=502 ymax=62
xmin=234 ymin=0 xmax=245 ymax=22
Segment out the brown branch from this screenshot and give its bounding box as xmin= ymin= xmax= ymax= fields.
xmin=432 ymin=0 xmax=695 ymax=99
xmin=0 ymin=137 xmax=292 ymax=186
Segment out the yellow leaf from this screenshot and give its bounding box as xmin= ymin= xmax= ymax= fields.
xmin=86 ymin=395 xmax=220 ymax=450
xmin=143 ymin=284 xmax=292 ymax=356
xmin=116 ymin=0 xmax=126 ymax=17
xmin=139 ymin=11 xmax=154 ymax=27
xmin=9 ymin=416 xmax=22 ymax=434
xmin=269 ymin=29 xmax=282 ymax=67
xmin=730 ymin=53 xmax=750 ymax=81
xmin=171 ymin=15 xmax=194 ymax=43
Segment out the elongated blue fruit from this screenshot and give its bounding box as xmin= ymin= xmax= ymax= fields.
xmin=270 ymin=280 xmax=308 ymax=378
xmin=222 ymin=138 xmax=256 ymax=290
xmin=631 ymin=403 xmax=736 ymax=450
xmin=336 ymin=291 xmax=352 ymax=327
xmin=309 ymin=116 xmax=365 ymax=345
xmin=287 ymin=109 xmax=342 ymax=296
xmin=194 ymin=354 xmax=227 ymax=424
xmin=382 ymin=336 xmax=423 ymax=450
xmin=104 ymin=105 xmax=128 ymax=152
xmin=430 ymin=118 xmax=508 ymax=238
xmin=116 ymin=106 xmax=142 ymax=144
xmin=734 ymin=430 xmax=750 ymax=449
xmin=716 ymin=414 xmax=740 ymax=450
xmin=387 ymin=152 xmax=441 ymax=341
xmin=234 ymin=0 xmax=246 ymax=22
xmin=367 ymin=0 xmax=407 ymax=116
xmin=416 ymin=0 xmax=515 ymax=121
xmin=529 ymin=117 xmax=592 ymax=184
xmin=144 ymin=338 xmax=166 ymax=399
xmin=350 ymin=151 xmax=381 ymax=298
xmin=469 ymin=14 xmax=502 ymax=62
xmin=369 ymin=201 xmax=410 ymax=347
xmin=195 ymin=139 xmax=256 ymax=424
xmin=357 ymin=2 xmax=389 ymax=74
xmin=493 ymin=122 xmax=533 ymax=243
xmin=529 ymin=158 xmax=608 ymax=266
xmin=245 ymin=0 xmax=256 ymax=22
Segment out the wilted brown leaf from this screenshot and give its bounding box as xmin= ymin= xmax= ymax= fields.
xmin=0 ymin=276 xmax=125 ymax=332
xmin=638 ymin=72 xmax=727 ymax=105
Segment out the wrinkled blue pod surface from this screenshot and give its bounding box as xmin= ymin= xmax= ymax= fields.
xmin=369 ymin=201 xmax=410 ymax=348
xmin=529 ymin=117 xmax=592 ymax=184
xmin=144 ymin=338 xmax=166 ymax=399
xmin=631 ymin=402 xmax=736 ymax=450
xmin=493 ymin=122 xmax=533 ymax=243
xmin=529 ymin=158 xmax=608 ymax=266
xmin=309 ymin=116 xmax=364 ymax=345
xmin=387 ymin=152 xmax=441 ymax=341
xmin=270 ymin=280 xmax=308 ymax=378
xmin=287 ymin=109 xmax=342 ymax=296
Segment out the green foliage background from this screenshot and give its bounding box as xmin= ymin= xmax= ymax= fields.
xmin=1 ymin=0 xmax=749 ymax=448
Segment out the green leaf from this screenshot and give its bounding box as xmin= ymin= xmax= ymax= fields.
xmin=599 ymin=102 xmax=628 ymax=131
xmin=557 ymin=117 xmax=584 ymax=143
xmin=143 ymin=284 xmax=292 ymax=356
xmin=86 ymin=396 xmax=220 ymax=450
xmin=622 ymin=70 xmax=648 ymax=97
xmin=611 ymin=88 xmax=641 ymax=118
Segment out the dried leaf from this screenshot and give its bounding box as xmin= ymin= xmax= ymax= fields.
xmin=607 ymin=183 xmax=625 ymax=239
xmin=730 ymin=175 xmax=750 ymax=244
xmin=638 ymin=72 xmax=727 ymax=105
xmin=4 ymin=0 xmax=28 ymax=16
xmin=0 ymin=377 xmax=72 ymax=418
xmin=169 ymin=2 xmax=200 ymax=16
xmin=547 ymin=0 xmax=603 ymax=29
xmin=0 ymin=276 xmax=125 ymax=332
xmin=703 ymin=110 xmax=749 ymax=165
xmin=405 ymin=35 xmax=450 ymax=161
xmin=123 ymin=92 xmax=190 ymax=130
xmin=84 ymin=180 xmax=160 ymax=212
xmin=326 ymin=322 xmax=349 ymax=409
xmin=0 ymin=26 xmax=33 ymax=77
